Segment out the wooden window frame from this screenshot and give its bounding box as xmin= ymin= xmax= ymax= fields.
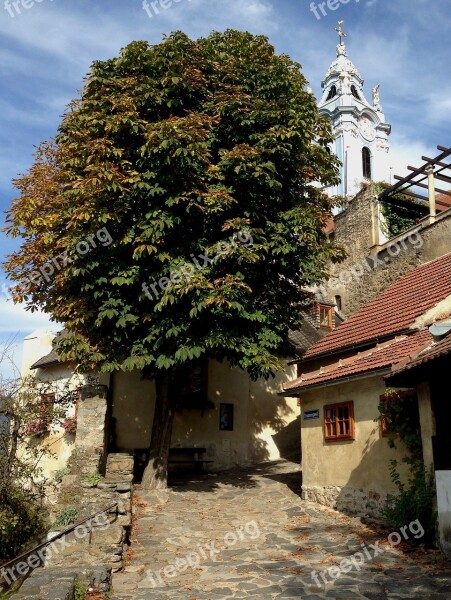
xmin=324 ymin=401 xmax=355 ymax=442
xmin=319 ymin=304 xmax=333 ymax=331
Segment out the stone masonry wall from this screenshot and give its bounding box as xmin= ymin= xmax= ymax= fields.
xmin=322 ymin=184 xmax=451 ymax=317
xmin=302 ymin=485 xmax=388 ymax=519
xmin=9 ymin=390 xmax=133 ymax=599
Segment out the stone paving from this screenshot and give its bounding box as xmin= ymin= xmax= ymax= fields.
xmin=110 ymin=461 xmax=451 ymax=599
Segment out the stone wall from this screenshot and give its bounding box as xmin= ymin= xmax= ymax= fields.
xmin=302 ymin=485 xmax=388 ymax=519
xmin=76 ymin=386 xmax=110 ymax=475
xmin=322 ymin=184 xmax=451 ymax=317
xmin=7 ymin=391 xmax=133 ymax=599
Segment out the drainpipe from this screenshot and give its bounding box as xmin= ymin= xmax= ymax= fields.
xmin=427 ymin=165 xmax=437 ymax=224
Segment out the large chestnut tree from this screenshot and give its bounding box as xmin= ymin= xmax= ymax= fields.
xmin=4 ymin=31 xmax=342 ymax=488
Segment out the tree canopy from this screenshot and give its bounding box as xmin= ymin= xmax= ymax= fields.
xmin=4 ymin=30 xmax=342 ymax=381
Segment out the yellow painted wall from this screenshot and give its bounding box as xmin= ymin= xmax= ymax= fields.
xmin=22 ymin=329 xmax=300 ymax=477
xmin=112 ymin=360 xmax=299 ymax=470
xmin=300 ymin=375 xmax=411 ymax=513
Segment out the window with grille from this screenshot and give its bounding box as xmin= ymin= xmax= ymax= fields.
xmin=324 ymin=402 xmax=355 ymax=442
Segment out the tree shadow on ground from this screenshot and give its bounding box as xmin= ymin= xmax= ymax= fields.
xmin=168 ymin=459 xmax=301 ymax=496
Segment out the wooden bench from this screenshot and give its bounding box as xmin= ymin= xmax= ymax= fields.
xmin=168 ymin=447 xmax=213 ymax=472
xmin=133 ymin=447 xmax=213 ymax=481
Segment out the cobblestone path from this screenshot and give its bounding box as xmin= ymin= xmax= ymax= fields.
xmin=110 ymin=461 xmax=451 ymax=599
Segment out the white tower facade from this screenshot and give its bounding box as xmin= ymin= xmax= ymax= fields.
xmin=318 ymin=29 xmax=391 ymax=198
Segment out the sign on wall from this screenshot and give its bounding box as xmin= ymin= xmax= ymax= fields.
xmin=304 ymin=409 xmax=320 ymax=421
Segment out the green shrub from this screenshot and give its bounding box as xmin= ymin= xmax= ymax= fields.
xmin=0 ymin=487 xmax=44 ymax=561
xmin=54 ymin=467 xmax=70 ymax=484
xmin=52 ymin=506 xmax=78 ymax=529
xmin=74 ymin=580 xmax=88 ymax=600
xmin=81 ymin=472 xmax=103 ymax=486
xmin=379 ymin=389 xmax=437 ymax=543
xmin=385 ymin=460 xmax=437 ymax=543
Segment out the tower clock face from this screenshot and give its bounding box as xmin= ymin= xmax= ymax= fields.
xmin=359 ymin=117 xmax=376 ymax=141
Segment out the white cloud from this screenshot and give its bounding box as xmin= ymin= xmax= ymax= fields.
xmin=0 ymin=286 xmax=55 ymax=336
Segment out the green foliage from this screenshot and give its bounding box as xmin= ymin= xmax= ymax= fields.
xmin=82 ymin=472 xmax=103 ymax=486
xmin=0 ymin=357 xmax=76 ymax=560
xmin=52 ymin=506 xmax=78 ymax=529
xmin=0 ymin=487 xmax=44 ymax=561
xmin=54 ymin=467 xmax=70 ymax=484
xmin=375 ymin=182 xmax=428 ymax=238
xmin=74 ymin=580 xmax=88 ymax=600
xmin=378 ymin=389 xmax=423 ymax=460
xmin=385 ymin=459 xmax=437 ymax=542
xmin=379 ymin=389 xmax=437 ymax=542
xmin=4 ymin=30 xmax=344 ymax=383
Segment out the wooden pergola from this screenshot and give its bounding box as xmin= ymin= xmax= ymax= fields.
xmin=378 ymin=145 xmax=451 ymax=221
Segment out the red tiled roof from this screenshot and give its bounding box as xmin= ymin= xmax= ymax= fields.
xmin=301 ymin=253 xmax=451 ymax=360
xmin=437 ymin=194 xmax=451 ymax=208
xmin=283 ymin=329 xmax=432 ymax=392
xmin=391 ymin=330 xmax=451 ymax=376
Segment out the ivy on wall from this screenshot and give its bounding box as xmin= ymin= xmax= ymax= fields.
xmin=375 ymin=182 xmax=429 ymax=238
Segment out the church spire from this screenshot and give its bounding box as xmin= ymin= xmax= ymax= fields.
xmin=335 ymin=20 xmax=348 ymax=56
xmin=318 ymin=22 xmax=392 ymax=198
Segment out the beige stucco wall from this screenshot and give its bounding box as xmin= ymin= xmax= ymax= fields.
xmin=21 ymin=330 xmax=110 ymax=482
xmin=23 ymin=328 xmax=300 ymax=477
xmin=300 ymin=375 xmax=411 ymax=516
xmin=26 ymin=364 xmax=110 ymax=481
xmin=112 ymin=361 xmax=299 ymax=470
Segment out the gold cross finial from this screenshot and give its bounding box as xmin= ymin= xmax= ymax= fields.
xmin=335 ymin=20 xmax=347 ymax=44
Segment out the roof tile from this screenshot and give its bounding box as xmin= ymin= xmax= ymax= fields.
xmin=302 ymin=252 xmax=451 ymax=360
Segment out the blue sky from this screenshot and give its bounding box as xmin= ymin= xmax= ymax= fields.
xmin=0 ymin=0 xmax=450 ymax=371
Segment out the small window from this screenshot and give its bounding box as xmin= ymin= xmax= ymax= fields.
xmin=39 ymin=393 xmax=55 ymax=427
xmin=319 ymin=305 xmax=333 ymax=330
xmin=351 ymin=85 xmax=361 ymax=100
xmin=326 ymin=85 xmax=337 ymax=101
xmin=324 ymin=402 xmax=355 ymax=442
xmin=172 ymin=362 xmax=211 ymax=412
xmin=334 ymin=295 xmax=342 ymax=312
xmin=362 ymin=147 xmax=372 ymax=179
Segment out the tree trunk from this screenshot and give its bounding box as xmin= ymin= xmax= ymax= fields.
xmin=141 ymin=374 xmax=174 ymax=490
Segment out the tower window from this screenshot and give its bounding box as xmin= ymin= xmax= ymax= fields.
xmin=351 ymin=85 xmax=361 ymax=100
xmin=362 ymin=147 xmax=372 ymax=180
xmin=326 ymin=85 xmax=337 ymax=101
xmin=334 ymin=295 xmax=342 ymax=312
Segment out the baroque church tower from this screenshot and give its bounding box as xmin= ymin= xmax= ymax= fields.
xmin=318 ymin=22 xmax=392 ymax=198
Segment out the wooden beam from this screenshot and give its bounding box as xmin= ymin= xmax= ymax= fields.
xmin=422 ymin=156 xmax=451 ymax=169
xmin=434 ymin=173 xmax=451 ymax=185
xmin=394 ymin=176 xmax=451 ymax=198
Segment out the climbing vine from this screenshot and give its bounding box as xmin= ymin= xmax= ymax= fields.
xmin=378 ymin=389 xmax=437 ymax=542
xmin=375 ymin=182 xmax=428 ymax=238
